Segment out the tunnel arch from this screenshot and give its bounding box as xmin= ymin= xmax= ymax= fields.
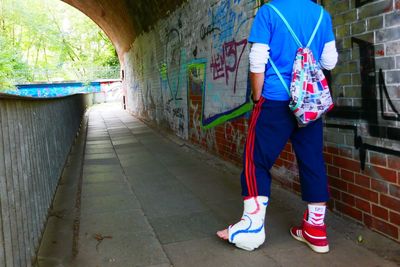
xmin=61 ymin=0 xmax=186 ymax=63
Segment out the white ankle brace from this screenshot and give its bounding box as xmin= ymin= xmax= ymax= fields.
xmin=228 ymin=196 xmax=269 ymax=251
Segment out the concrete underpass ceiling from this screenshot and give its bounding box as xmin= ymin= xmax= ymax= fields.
xmin=62 ymin=0 xmax=186 ymax=61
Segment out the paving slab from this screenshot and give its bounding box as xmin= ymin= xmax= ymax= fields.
xmin=83 ymin=171 xmax=125 ymax=184
xmin=36 ymin=103 xmax=400 ymax=267
xmin=73 ymin=231 xmax=170 ymax=267
xmin=81 ymin=182 xmax=131 ymax=198
xmin=164 ymin=237 xmax=279 ymax=267
xmin=80 ymin=194 xmax=141 ymax=216
xmin=148 ymin=211 xmax=226 ymax=244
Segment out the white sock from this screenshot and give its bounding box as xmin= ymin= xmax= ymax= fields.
xmin=307 ymin=204 xmax=326 ymax=226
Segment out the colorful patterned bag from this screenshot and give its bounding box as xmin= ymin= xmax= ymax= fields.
xmin=268 ymin=4 xmax=334 ymax=127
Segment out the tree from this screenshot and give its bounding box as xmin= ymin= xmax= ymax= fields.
xmin=0 ymin=0 xmax=119 ymax=89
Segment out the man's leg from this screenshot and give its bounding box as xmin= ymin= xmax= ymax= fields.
xmin=241 ymin=98 xmax=296 ymax=197
xmin=217 ymin=99 xmax=295 ymax=250
xmin=289 ymin=118 xmax=330 ymax=253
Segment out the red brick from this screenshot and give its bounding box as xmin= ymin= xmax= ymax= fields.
xmin=275 ymin=158 xmax=284 ymax=167
xmin=283 ymin=160 xmax=297 ymax=170
xmin=355 ymin=174 xmax=371 ymax=188
xmin=324 ymin=153 xmax=333 ymax=164
xmin=329 ymin=187 xmax=341 ymax=200
xmin=327 ymin=199 xmax=335 ymax=210
xmin=372 ymin=205 xmax=389 ymax=220
xmin=284 ymin=143 xmax=292 ymax=152
xmin=336 ymin=201 xmax=363 ymax=221
xmin=327 ymin=146 xmax=339 ymax=155
xmin=369 ymin=152 xmax=387 ymax=167
xmin=287 ymin=153 xmax=295 ymax=161
xmin=371 ymin=179 xmax=389 ymax=194
xmin=339 ymin=147 xmax=353 ymax=159
xmin=389 ymin=184 xmax=400 ymax=199
xmin=280 ymin=151 xmax=288 ymax=160
xmin=293 ymin=181 xmax=301 ymax=193
xmin=333 ymin=156 xmax=360 ymax=172
xmin=341 ymin=192 xmax=355 ymax=206
xmin=389 ymin=211 xmax=400 ymax=225
xmin=388 ymin=156 xmax=400 ymax=170
xmin=367 ymin=166 xmax=397 ymax=183
xmin=355 ymin=198 xmax=371 ymax=213
xmin=363 ymin=214 xmax=399 ymax=239
xmin=380 ymin=195 xmax=400 ymax=212
xmin=340 ymin=169 xmax=355 ymax=183
xmin=328 ymin=165 xmax=340 ymax=178
xmin=348 ymin=184 xmax=379 ymax=202
xmin=329 ymin=176 xmax=348 ymax=191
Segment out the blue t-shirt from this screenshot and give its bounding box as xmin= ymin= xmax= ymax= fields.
xmin=248 ymin=0 xmax=335 ymax=100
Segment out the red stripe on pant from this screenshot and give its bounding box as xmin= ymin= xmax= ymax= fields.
xmin=245 ymin=98 xmax=265 ymax=196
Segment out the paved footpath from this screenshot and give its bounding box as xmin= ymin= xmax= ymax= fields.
xmin=35 ymin=103 xmax=399 ymax=267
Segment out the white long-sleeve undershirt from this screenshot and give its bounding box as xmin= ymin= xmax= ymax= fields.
xmin=249 ymin=43 xmax=270 ymax=73
xmin=249 ymin=41 xmax=338 ymax=73
xmin=318 ymin=41 xmax=338 ymax=70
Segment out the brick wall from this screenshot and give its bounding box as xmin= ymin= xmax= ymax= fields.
xmin=274 ymin=0 xmax=400 ymax=241
xmin=122 ymin=0 xmax=400 ymax=242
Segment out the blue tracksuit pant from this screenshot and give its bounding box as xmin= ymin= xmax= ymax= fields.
xmin=241 ymin=97 xmax=329 ymax=203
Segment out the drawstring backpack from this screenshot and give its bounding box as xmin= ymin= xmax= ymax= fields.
xmin=268 ymin=4 xmax=334 ymax=127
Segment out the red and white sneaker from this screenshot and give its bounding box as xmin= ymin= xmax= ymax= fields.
xmin=290 ymin=211 xmax=329 ymax=253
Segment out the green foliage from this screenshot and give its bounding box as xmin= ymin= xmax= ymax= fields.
xmin=0 ymin=0 xmax=119 ymax=88
xmin=0 ymin=35 xmax=30 ymax=90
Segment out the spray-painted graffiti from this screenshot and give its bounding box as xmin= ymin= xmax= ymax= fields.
xmin=4 ymin=82 xmax=101 ymax=98
xmin=124 ymin=0 xmax=268 ymax=139
xmin=200 ymin=23 xmax=221 ymax=40
xmin=141 ymin=82 xmax=156 ymax=120
xmin=165 ymin=28 xmax=185 ymax=102
xmin=200 ymin=0 xmax=254 ymax=129
xmin=355 ymin=0 xmax=374 ymax=8
xmin=208 ymin=0 xmax=249 ymax=47
xmin=379 ymin=70 xmax=400 ymax=122
xmin=224 ymin=122 xmax=246 ymax=155
xmin=160 ymin=25 xmax=188 ymax=138
xmin=188 ymin=59 xmax=206 ymax=134
xmin=187 ymin=59 xmax=217 ymax=151
xmin=190 ymin=101 xmax=218 ymax=152
xmin=188 ymin=60 xmax=207 ymax=97
xmin=326 ymin=38 xmax=400 ymax=169
xmin=210 ymin=38 xmax=247 ymax=93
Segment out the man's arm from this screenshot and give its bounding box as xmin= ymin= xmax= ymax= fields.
xmin=250 ymin=72 xmax=264 ymax=102
xmin=249 ymin=43 xmax=270 ymax=102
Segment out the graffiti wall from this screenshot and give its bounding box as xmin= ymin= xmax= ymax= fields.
xmin=123 ymin=0 xmax=262 ymax=139
xmin=123 ymin=0 xmax=400 ymax=242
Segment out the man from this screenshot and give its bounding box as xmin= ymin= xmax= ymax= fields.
xmin=217 ymin=0 xmax=338 ymax=253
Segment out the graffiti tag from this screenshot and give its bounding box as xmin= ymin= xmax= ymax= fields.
xmin=210 ymin=38 xmax=248 ymax=93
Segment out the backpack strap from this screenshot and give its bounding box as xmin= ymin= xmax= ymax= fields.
xmin=268 ymin=4 xmax=303 ymax=47
xmin=307 ymin=7 xmax=324 ymax=48
xmin=268 ymin=4 xmax=324 ymax=48
xmin=269 ymin=59 xmax=291 ymax=96
xmin=266 ymin=4 xmax=324 ymax=96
